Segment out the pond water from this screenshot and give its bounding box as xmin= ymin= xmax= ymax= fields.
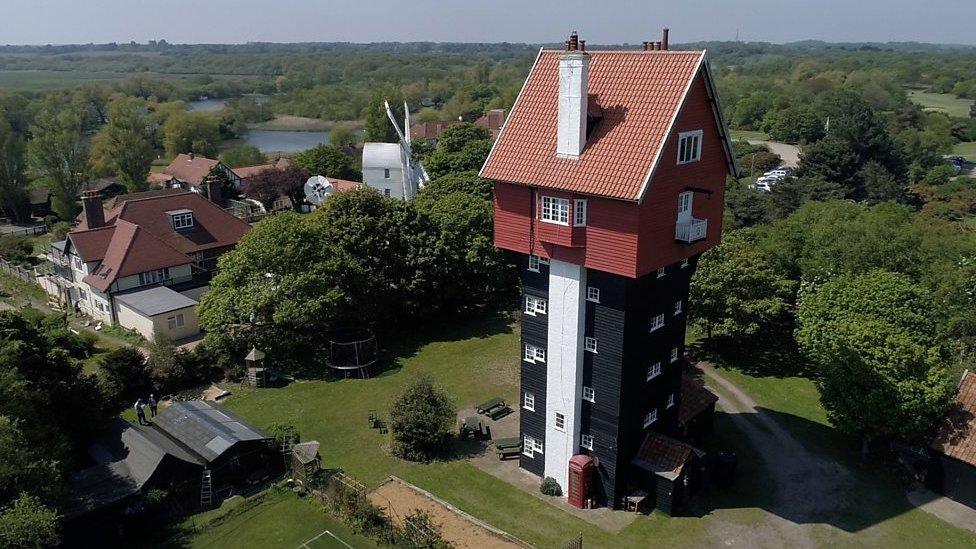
xmin=187 ymin=98 xmax=228 ymax=112
xmin=242 ymin=130 xmax=331 ymax=153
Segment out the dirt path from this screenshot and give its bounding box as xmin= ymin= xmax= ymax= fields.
xmin=700 ymin=362 xmax=854 ymax=547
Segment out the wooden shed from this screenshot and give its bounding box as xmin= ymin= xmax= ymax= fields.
xmin=630 ymin=433 xmax=703 ymax=515
xmin=928 ymin=370 xmax=976 ymax=508
xmin=291 ymin=441 xmax=321 ymax=486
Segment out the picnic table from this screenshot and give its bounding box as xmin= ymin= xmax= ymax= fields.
xmin=476 ymin=397 xmax=512 ymax=420
xmin=493 ymin=436 xmax=522 ymax=460
xmin=459 ymin=416 xmax=489 ymax=439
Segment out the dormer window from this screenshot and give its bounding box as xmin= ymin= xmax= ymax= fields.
xmin=540 ymin=196 xmax=569 ymax=225
xmin=167 ymin=209 xmax=194 ymax=230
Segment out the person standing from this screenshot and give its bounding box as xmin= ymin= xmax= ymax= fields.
xmin=135 ymin=399 xmax=147 ymax=426
xmin=148 ymin=394 xmax=158 ymax=418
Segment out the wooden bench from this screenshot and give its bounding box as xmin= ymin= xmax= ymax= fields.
xmin=494 ymin=437 xmax=522 ymax=459
xmin=477 ymin=397 xmax=512 ymax=420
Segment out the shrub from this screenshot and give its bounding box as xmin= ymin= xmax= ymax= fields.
xmin=49 ymin=222 xmax=71 ymax=240
xmin=98 ymin=347 xmax=151 ymax=406
xmin=0 ymin=493 xmax=61 ymax=549
xmin=267 ymin=423 xmax=300 ymax=447
xmin=389 ymin=376 xmax=456 ymax=462
xmin=0 ymin=236 xmax=33 ymax=264
xmin=540 ymin=477 xmax=562 ymax=497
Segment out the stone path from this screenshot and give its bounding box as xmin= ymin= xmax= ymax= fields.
xmin=907 ymin=487 xmax=976 ymax=534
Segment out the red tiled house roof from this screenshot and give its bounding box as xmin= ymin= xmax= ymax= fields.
xmin=632 ymin=432 xmax=695 ymax=479
xmin=234 ymin=158 xmax=294 ymax=180
xmin=481 ymin=50 xmax=724 ymax=202
xmin=678 ymin=374 xmax=719 ymax=426
xmin=164 ymin=154 xmax=221 ymax=187
xmin=932 ymin=370 xmax=976 ymax=466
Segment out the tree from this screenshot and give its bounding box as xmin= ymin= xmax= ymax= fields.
xmin=691 ymin=230 xmax=794 ymax=339
xmin=162 ymin=111 xmax=220 ymax=158
xmin=761 ymin=104 xmax=824 ymax=144
xmin=204 ymin=165 xmax=236 ymax=204
xmin=796 ymin=137 xmax=860 ymax=192
xmin=89 ymin=98 xmax=154 ymax=192
xmin=362 ymin=86 xmax=404 ymax=143
xmin=0 ymin=119 xmax=29 ymax=223
xmin=219 ymin=145 xmax=266 ymax=168
xmin=98 ymin=347 xmax=150 ymax=406
xmin=422 ymin=123 xmax=492 ymax=180
xmin=293 ymin=144 xmax=361 ymax=180
xmin=796 ymin=271 xmax=953 ymax=454
xmin=329 ymin=125 xmax=359 ymax=150
xmin=27 ymin=105 xmax=89 ymax=220
xmin=765 ymin=175 xmax=844 ymax=219
xmin=0 ymin=493 xmax=60 ymax=549
xmin=241 ymin=165 xmax=310 ymax=211
xmin=725 ymin=186 xmax=769 ymax=228
xmin=389 ymin=376 xmax=455 ymax=462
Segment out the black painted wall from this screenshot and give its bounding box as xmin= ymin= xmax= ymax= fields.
xmin=518 ymin=254 xmax=549 ymax=476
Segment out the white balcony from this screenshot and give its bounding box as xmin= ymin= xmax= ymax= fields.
xmin=675 ymin=218 xmax=707 ymax=243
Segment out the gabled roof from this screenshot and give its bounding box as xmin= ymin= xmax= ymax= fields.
xmin=932 ymin=370 xmax=976 ymax=466
xmin=164 ymin=153 xmax=221 ymax=186
xmin=480 ymin=49 xmax=731 ymax=202
xmin=632 ymin=432 xmax=695 ymax=480
xmin=234 ymin=157 xmax=293 ymax=180
xmin=82 ymin=219 xmax=190 ymax=292
xmin=678 ymin=374 xmax=719 ymax=426
xmin=68 ymin=225 xmax=116 ymax=262
xmin=153 ymin=401 xmax=269 ymax=463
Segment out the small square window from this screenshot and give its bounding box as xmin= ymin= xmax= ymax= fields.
xmin=383 ymin=188 xmax=391 ymax=197
xmin=524 ymin=344 xmax=546 ymax=363
xmin=667 ymin=393 xmax=676 ymax=408
xmin=657 ymin=267 xmax=665 ymax=278
xmin=584 ymin=337 xmax=598 ymax=353
xmin=534 ymin=438 xmax=544 ymax=453
xmin=646 ymin=362 xmax=661 ymax=381
xmin=581 ymin=434 xmax=594 ymax=450
xmin=554 ymin=412 xmax=566 ymax=431
xmin=680 ymin=258 xmax=689 ymax=268
xmin=670 ymin=347 xmax=680 ymax=363
xmin=573 ymin=199 xmax=587 ymax=227
xmin=523 ymin=392 xmax=535 ymax=411
xmin=650 ymin=314 xmax=665 ymax=332
xmin=582 ymin=386 xmax=595 ymax=402
xmin=674 ymin=300 xmax=683 ymax=315
xmin=586 ymin=286 xmax=600 ymax=303
xmin=383 ymin=168 xmax=391 ymax=179
xmin=644 ymin=409 xmax=658 ymax=428
xmin=528 ymin=255 xmax=541 ymax=272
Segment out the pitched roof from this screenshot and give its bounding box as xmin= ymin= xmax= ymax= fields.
xmin=932 ymin=370 xmax=976 ymax=465
xmin=326 ymin=177 xmax=361 ymax=192
xmin=153 ymin=400 xmax=269 ymax=463
xmin=678 ymin=374 xmax=719 ymax=426
xmin=234 ymin=157 xmax=294 ymax=180
xmin=68 ymin=225 xmax=116 ymax=262
xmin=82 ymin=177 xmax=126 ymax=195
xmin=480 ymin=49 xmax=709 ymax=202
xmin=115 ymin=285 xmax=198 ymax=317
xmin=83 ymin=220 xmax=190 ymax=292
xmin=632 ymin=432 xmax=695 ymax=480
xmin=29 ymin=187 xmax=51 ymax=205
xmin=164 ymin=153 xmax=221 ymax=186
xmin=475 ymin=109 xmax=506 ymax=139
xmin=410 ymin=120 xmax=459 ymax=141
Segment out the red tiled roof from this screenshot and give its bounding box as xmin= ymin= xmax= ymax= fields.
xmin=147 ymin=172 xmax=174 ymax=186
xmin=69 ymin=225 xmax=116 ymax=262
xmin=634 ymin=432 xmax=694 ymax=478
xmin=234 ymin=158 xmax=293 ymax=180
xmin=410 ymin=120 xmax=459 ymax=141
xmin=678 ymin=374 xmax=719 ymax=426
xmin=932 ymin=371 xmax=976 ymax=466
xmin=83 ymin=220 xmax=190 ymax=292
xmin=164 ymin=154 xmax=220 ymax=186
xmin=480 ymin=50 xmax=705 ymax=201
xmin=475 ymin=109 xmax=506 ymax=139
xmin=328 ymin=178 xmax=361 ymax=192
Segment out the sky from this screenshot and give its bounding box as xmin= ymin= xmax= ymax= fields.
xmin=2 ymin=0 xmax=974 ymax=46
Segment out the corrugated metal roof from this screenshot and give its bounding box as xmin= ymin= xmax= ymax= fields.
xmin=154 ymin=400 xmax=269 ymax=462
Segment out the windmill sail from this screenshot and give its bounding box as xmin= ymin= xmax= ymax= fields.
xmin=384 ymin=100 xmax=429 ymax=198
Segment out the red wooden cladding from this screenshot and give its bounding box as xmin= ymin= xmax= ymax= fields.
xmin=492 ymin=71 xmax=728 ymax=279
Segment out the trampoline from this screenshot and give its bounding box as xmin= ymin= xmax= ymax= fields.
xmin=325 ymin=331 xmax=378 ymax=378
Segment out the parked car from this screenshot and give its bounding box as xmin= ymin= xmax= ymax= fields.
xmin=755 ymin=176 xmax=778 ymax=192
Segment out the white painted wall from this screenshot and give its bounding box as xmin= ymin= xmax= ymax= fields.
xmin=557 ymin=52 xmax=589 ymax=159
xmin=544 ymin=259 xmax=586 ymax=493
xmin=363 ymin=143 xmax=412 ymax=200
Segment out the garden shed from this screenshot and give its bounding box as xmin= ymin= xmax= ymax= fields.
xmin=630 ymin=432 xmax=703 ymax=515
xmin=929 ymin=370 xmax=976 ymax=508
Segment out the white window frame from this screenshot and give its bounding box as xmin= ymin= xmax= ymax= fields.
xmin=523 ymin=435 xmax=537 ymax=457
xmin=540 ymin=196 xmax=570 ymax=225
xmin=73 ymin=256 xmax=83 ymax=270
xmin=581 ymin=434 xmax=594 ymax=450
xmin=523 ymin=392 xmax=535 ymax=412
xmin=674 ymin=300 xmax=683 ymax=315
xmin=644 ymin=409 xmax=658 ymax=428
xmin=671 ymin=347 xmax=680 ymax=363
xmin=657 ymin=267 xmax=665 ymax=278
xmin=167 ymin=313 xmax=185 ymax=330
xmin=582 ymin=386 xmax=595 ymax=402
xmin=533 ymin=438 xmax=544 ymax=453
xmin=573 ymin=199 xmax=587 ymax=227
xmin=680 ymin=258 xmax=690 ymax=268
xmin=586 ymin=286 xmax=600 ymax=303
xmin=171 ymin=212 xmax=194 ymax=230
xmin=554 ymin=411 xmax=566 ymax=432
xmin=677 ymin=130 xmax=703 ymax=164
xmin=667 ymin=393 xmax=676 ymax=408
xmin=584 ymin=337 xmax=598 ymax=353
xmin=650 ymin=313 xmax=665 ymax=332
xmin=523 ymin=344 xmax=546 ymax=364
xmin=677 ymin=191 xmax=693 ymax=219
xmin=524 ymin=295 xmax=547 ymax=316
xmin=528 ymin=255 xmax=541 ymax=272
xmin=647 ymin=362 xmax=662 ymax=381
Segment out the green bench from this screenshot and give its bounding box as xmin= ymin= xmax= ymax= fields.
xmin=476 ymin=397 xmax=512 ymax=420
xmin=494 ymin=436 xmax=522 ymax=460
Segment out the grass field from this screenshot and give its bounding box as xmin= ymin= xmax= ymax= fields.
xmin=953 ymin=141 xmax=976 ymax=162
xmin=907 ymin=90 xmax=974 ymax=118
xmin=730 ymin=129 xmax=770 ymax=141
xmin=185 ymin=313 xmax=976 ymax=548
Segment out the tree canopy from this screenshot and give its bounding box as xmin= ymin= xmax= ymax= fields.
xmin=89 ymin=98 xmax=154 ymax=192
xmin=292 ymin=144 xmax=361 ymax=181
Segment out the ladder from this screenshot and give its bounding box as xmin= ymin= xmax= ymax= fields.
xmin=281 ymin=439 xmax=294 ymax=471
xmin=200 ymin=469 xmax=213 ymax=507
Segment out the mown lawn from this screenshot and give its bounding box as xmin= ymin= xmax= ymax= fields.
xmin=730 ymin=129 xmax=770 ymax=141
xmin=907 ymin=90 xmax=974 ymax=118
xmin=953 ymin=140 xmax=976 ymax=161
xmin=189 ymin=313 xmax=975 ymax=548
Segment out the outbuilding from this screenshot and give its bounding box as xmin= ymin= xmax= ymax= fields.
xmin=630 ymin=432 xmax=703 ymax=515
xmin=929 ymin=370 xmax=976 ymax=508
xmin=114 ymin=285 xmax=200 ymax=342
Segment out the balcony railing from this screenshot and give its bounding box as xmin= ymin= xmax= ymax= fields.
xmin=675 ymin=218 xmax=708 ymax=243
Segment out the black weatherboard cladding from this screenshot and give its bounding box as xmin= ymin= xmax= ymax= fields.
xmin=518 ymin=254 xmax=548 ymax=475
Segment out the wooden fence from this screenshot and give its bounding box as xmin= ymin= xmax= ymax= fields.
xmin=0 ymin=258 xmax=36 ymax=284
xmin=1 ymin=225 xmax=47 ymax=238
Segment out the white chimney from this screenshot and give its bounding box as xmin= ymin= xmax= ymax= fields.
xmin=557 ymin=31 xmax=589 ymax=159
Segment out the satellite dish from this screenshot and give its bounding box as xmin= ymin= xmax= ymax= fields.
xmin=304 ymin=175 xmax=333 ymax=206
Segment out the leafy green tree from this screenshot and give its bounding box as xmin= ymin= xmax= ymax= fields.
xmin=162 ymin=111 xmax=220 ymax=158
xmin=219 ymin=145 xmax=266 ymax=168
xmin=27 ymin=105 xmax=89 ymax=220
xmin=725 ymin=185 xmax=769 ymax=228
xmin=0 ymin=493 xmax=60 ymax=549
xmin=765 ymin=175 xmax=845 ymax=219
xmin=796 ymin=271 xmax=954 ymax=453
xmin=761 ymin=104 xmax=824 ymax=143
xmin=89 ymin=98 xmax=154 ymax=192
xmin=362 ymin=86 xmax=404 ymax=143
xmin=796 ymin=137 xmax=860 ymax=192
xmin=389 ymin=376 xmax=455 ymax=462
xmin=415 ymin=171 xmax=491 ymax=202
xmin=691 ymin=230 xmax=794 ymax=339
xmin=97 ymin=347 xmax=151 ymax=406
xmin=329 ymin=126 xmax=359 ymax=150
xmin=293 ymin=144 xmax=361 ymax=180
xmin=0 ymin=417 xmax=59 ymax=504
xmin=0 ymin=120 xmax=29 ymax=223
xmin=422 ymin=123 xmax=492 ymax=180
xmin=203 ymin=165 xmax=236 ymax=204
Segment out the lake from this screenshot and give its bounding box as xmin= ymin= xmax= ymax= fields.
xmin=187 ymin=98 xmax=227 ymax=111
xmin=243 ymin=130 xmax=331 ymax=153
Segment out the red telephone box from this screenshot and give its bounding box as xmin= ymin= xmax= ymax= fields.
xmin=568 ymin=454 xmax=595 ymax=509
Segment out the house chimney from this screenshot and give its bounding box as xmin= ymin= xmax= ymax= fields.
xmin=81 ymin=190 xmax=105 ymax=229
xmin=642 ymin=41 xmax=650 ymax=51
xmin=557 ymin=31 xmax=590 ymax=159
xmin=662 ymin=27 xmax=669 ymax=50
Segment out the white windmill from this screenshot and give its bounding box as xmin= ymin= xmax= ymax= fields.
xmin=303 ymin=175 xmax=334 ymax=209
xmin=361 ymin=101 xmax=429 ymax=200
